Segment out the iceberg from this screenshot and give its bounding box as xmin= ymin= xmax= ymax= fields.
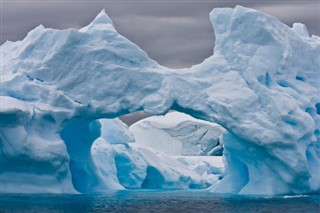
xmin=175 ymin=156 xmax=224 ymax=187
xmin=0 ymin=96 xmax=75 ymax=193
xmin=92 ymin=140 xmax=205 ymax=190
xmin=129 ymin=111 xmax=226 ymax=187
xmin=1 ymin=6 xmax=319 ymax=195
xmin=130 ymin=111 xmax=225 ymax=156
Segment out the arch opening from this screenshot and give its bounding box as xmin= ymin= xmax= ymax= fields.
xmin=59 ymin=110 xmax=228 ymax=193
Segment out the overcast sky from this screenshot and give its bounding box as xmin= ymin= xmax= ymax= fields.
xmin=1 ymin=0 xmax=320 ymax=125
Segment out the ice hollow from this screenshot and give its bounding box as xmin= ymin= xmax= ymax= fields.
xmin=1 ymin=6 xmax=319 ymax=195
xmin=130 ymin=112 xmax=225 ymax=156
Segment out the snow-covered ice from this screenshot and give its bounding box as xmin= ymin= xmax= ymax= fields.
xmin=1 ymin=6 xmax=319 ymax=195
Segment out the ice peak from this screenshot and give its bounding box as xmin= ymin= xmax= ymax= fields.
xmin=91 ymin=9 xmax=113 ymax=25
xmin=29 ymin=24 xmax=45 ymax=33
xmin=80 ymin=9 xmax=115 ymax=32
xmin=35 ymin=24 xmax=45 ymax=30
xmin=292 ymin=23 xmax=310 ymax=38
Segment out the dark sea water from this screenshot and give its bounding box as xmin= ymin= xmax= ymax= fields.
xmin=1 ymin=190 xmax=319 ymax=213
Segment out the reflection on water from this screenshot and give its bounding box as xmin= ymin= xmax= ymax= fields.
xmin=1 ymin=190 xmax=320 ymax=213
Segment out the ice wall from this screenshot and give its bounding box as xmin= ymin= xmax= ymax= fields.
xmin=92 ymin=140 xmax=204 ymax=190
xmin=130 ymin=112 xmax=224 ymax=156
xmin=0 ymin=97 xmax=75 ymax=193
xmin=1 ymin=6 xmax=319 ymax=195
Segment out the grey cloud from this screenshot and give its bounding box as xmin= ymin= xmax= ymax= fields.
xmin=113 ymin=15 xmax=214 ymax=68
xmin=144 ymin=36 xmax=214 ymax=68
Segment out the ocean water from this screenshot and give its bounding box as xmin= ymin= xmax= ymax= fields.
xmin=1 ymin=190 xmax=319 ymax=213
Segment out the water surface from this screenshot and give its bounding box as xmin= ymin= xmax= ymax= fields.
xmin=1 ymin=190 xmax=319 ymax=212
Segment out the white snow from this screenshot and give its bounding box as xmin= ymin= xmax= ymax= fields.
xmin=1 ymin=6 xmax=319 ymax=195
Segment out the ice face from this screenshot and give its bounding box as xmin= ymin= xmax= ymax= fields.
xmin=100 ymin=118 xmax=135 ymax=144
xmin=130 ymin=112 xmax=225 ymax=156
xmin=92 ymin=140 xmax=205 ymax=190
xmin=0 ymin=97 xmax=76 ymax=193
xmin=1 ymin=6 xmax=319 ymax=195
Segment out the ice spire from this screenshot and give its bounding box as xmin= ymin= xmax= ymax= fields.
xmin=91 ymin=9 xmax=114 ymax=25
xmin=80 ymin=9 xmax=115 ymax=32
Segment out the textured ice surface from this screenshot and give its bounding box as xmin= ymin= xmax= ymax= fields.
xmin=130 ymin=112 xmax=224 ymax=156
xmin=128 ymin=111 xmax=225 ymax=187
xmin=100 ymin=118 xmax=135 ymax=144
xmin=1 ymin=6 xmax=319 ymax=195
xmin=0 ymin=97 xmax=75 ymax=193
xmin=92 ymin=140 xmax=204 ymax=190
xmin=175 ymin=156 xmax=224 ymax=187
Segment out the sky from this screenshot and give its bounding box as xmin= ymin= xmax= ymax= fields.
xmin=1 ymin=0 xmax=320 ymax=125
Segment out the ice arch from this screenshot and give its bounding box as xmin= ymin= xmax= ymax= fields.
xmin=1 ymin=6 xmax=319 ymax=195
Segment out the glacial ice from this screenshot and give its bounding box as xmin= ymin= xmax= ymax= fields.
xmin=175 ymin=156 xmax=224 ymax=187
xmin=128 ymin=111 xmax=226 ymax=187
xmin=0 ymin=96 xmax=75 ymax=193
xmin=130 ymin=112 xmax=225 ymax=156
xmin=92 ymin=140 xmax=205 ymax=190
xmin=100 ymin=118 xmax=135 ymax=144
xmin=1 ymin=6 xmax=319 ymax=195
